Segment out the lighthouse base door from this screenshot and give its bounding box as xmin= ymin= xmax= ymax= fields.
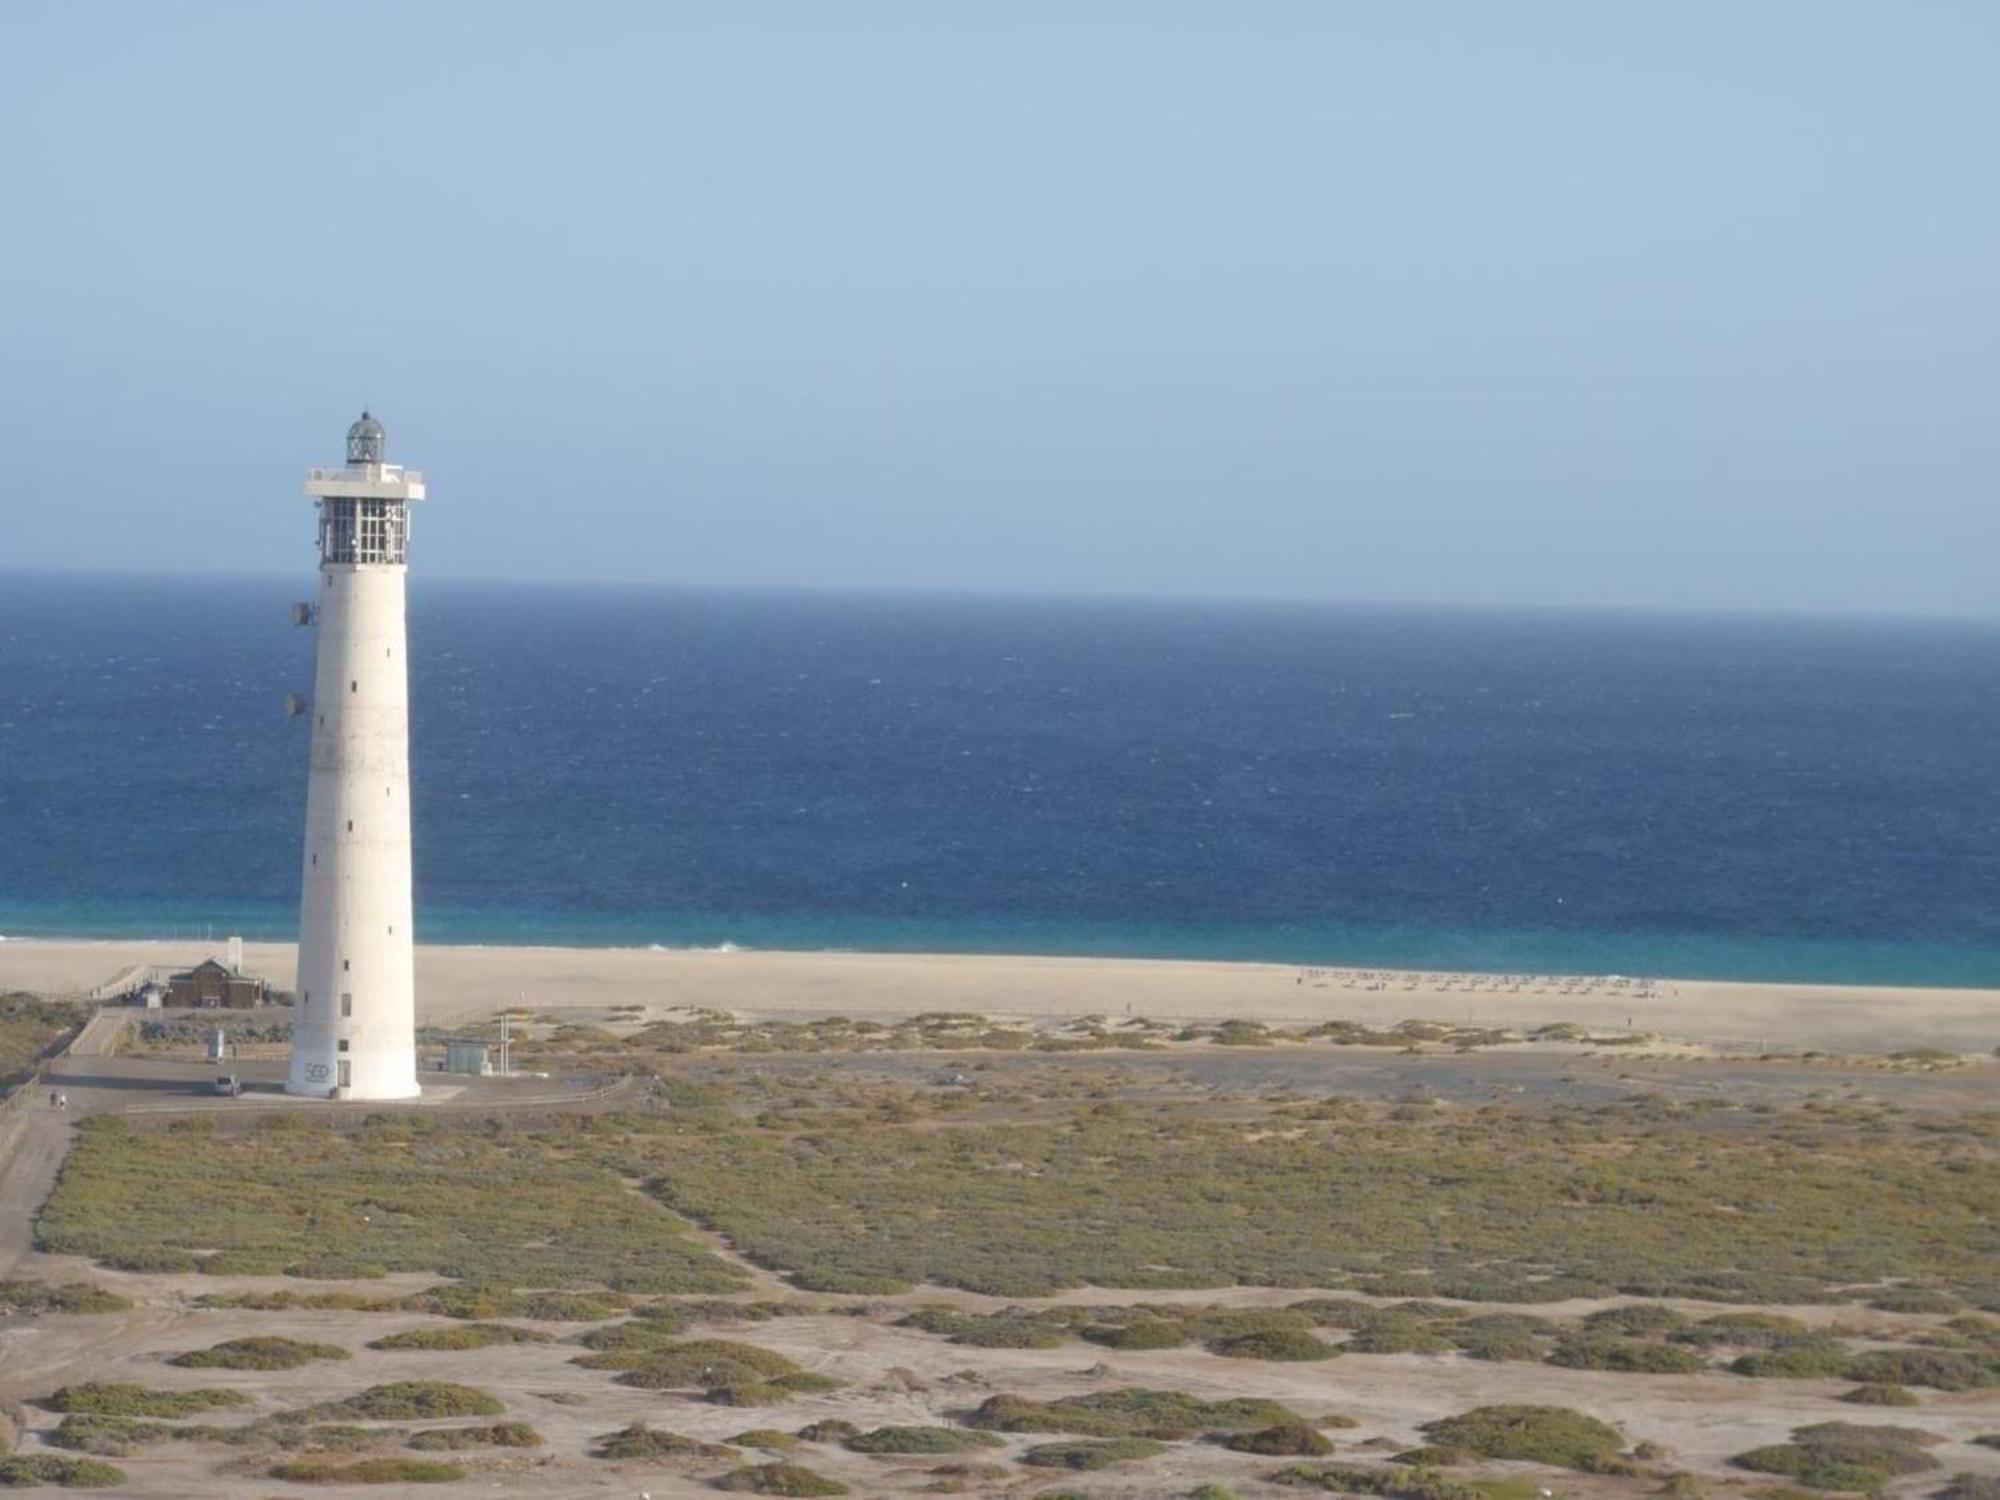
xmin=337 ymin=1061 xmax=351 ymax=1090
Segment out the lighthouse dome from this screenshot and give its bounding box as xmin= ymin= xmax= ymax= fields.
xmin=345 ymin=410 xmax=386 ymax=466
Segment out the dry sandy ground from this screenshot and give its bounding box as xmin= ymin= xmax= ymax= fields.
xmin=6 ymin=938 xmax=2000 ymax=1054
xmin=5 ymin=1244 xmax=2000 ymax=1500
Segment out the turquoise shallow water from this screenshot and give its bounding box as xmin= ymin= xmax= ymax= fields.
xmin=4 ymin=573 xmax=1998 ymax=987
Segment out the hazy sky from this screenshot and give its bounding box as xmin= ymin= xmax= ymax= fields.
xmin=5 ymin=4 xmax=1995 ymax=613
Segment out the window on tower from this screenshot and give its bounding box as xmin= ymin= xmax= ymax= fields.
xmin=319 ymin=498 xmax=408 ymax=564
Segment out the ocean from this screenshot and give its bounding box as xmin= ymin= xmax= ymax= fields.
xmin=3 ymin=572 xmax=1998 ymax=986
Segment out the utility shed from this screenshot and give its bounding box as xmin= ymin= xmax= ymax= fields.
xmin=443 ymin=1039 xmax=492 ymax=1076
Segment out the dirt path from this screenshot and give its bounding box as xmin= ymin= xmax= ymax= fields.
xmin=0 ymin=1109 xmax=71 ymax=1277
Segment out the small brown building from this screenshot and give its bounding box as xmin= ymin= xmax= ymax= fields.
xmin=166 ymin=959 xmax=264 ymax=1009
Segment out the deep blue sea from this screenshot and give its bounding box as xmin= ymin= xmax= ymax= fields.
xmin=3 ymin=572 xmax=1998 ymax=985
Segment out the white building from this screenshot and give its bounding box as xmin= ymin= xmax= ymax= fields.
xmin=287 ymin=412 xmax=425 ymax=1100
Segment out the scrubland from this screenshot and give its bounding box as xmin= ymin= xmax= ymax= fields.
xmin=4 ymin=1015 xmax=1999 ymax=1497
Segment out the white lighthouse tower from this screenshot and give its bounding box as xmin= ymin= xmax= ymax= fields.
xmin=287 ymin=412 xmax=425 ymax=1100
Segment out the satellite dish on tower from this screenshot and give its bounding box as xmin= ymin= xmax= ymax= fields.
xmin=292 ymin=602 xmax=317 ymax=626
xmin=284 ymin=693 xmax=309 ymax=718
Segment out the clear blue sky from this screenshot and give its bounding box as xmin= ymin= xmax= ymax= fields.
xmin=5 ymin=4 xmax=1995 ymax=613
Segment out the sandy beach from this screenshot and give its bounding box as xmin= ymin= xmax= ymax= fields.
xmin=2 ymin=936 xmax=1994 ymax=1054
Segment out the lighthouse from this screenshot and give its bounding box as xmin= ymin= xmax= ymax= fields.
xmin=287 ymin=412 xmax=425 ymax=1100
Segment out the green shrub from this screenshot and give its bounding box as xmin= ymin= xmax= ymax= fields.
xmin=1265 ymin=1463 xmax=1483 ymax=1499
xmin=1548 ymin=1336 xmax=1706 ymax=1375
xmin=405 ymin=1422 xmax=543 ymax=1450
xmin=1673 ymin=1312 xmax=1810 ymax=1347
xmin=1189 ymin=1487 xmax=1237 ymax=1500
xmin=1866 ymin=1287 xmax=1961 ymax=1314
xmin=370 ymin=1322 xmax=550 ymax=1351
xmin=609 ymin=1338 xmax=803 ymax=1389
xmin=1731 ymin=1340 xmax=1856 ymax=1380
xmin=845 ymin=1427 xmax=1000 ymax=1455
xmin=1934 ymin=1476 xmax=2000 ymax=1500
xmin=44 ymin=1382 xmax=250 ymax=1417
xmin=1451 ymin=1314 xmax=1555 ymax=1362
xmin=1846 ymin=1348 xmax=1992 ymax=1391
xmin=953 ymin=1318 xmax=1065 ymax=1349
xmin=589 ymin=1422 xmax=735 ymax=1459
xmin=704 ymin=1381 xmax=793 ymax=1406
xmin=405 ymin=1284 xmax=630 ymax=1321
xmin=1210 ymin=1328 xmax=1339 ymax=1361
xmin=1345 ymin=1318 xmax=1452 ymax=1356
xmin=713 ymin=1462 xmax=850 ymax=1495
xmin=1420 ymin=1405 xmax=1628 ymax=1472
xmin=731 ymin=1429 xmax=799 ymax=1451
xmin=1083 ymin=1316 xmax=1188 ymax=1349
xmin=1584 ymin=1304 xmax=1689 ymax=1338
xmin=796 ymin=1420 xmax=861 ymax=1444
xmin=1840 ymin=1384 xmax=1919 ymax=1407
xmin=1224 ymin=1423 xmax=1333 ymax=1456
xmin=1733 ymin=1422 xmax=1943 ymax=1491
xmin=0 ymin=1283 xmax=132 ymax=1317
xmin=1390 ymin=1445 xmax=1472 ymax=1467
xmin=322 ymin=1382 xmax=503 ymax=1420
xmin=268 ymin=1457 xmax=465 ymax=1483
xmin=45 ymin=1415 xmax=221 ymax=1457
xmin=0 ymin=1455 xmax=128 ymax=1488
xmin=170 ymin=1336 xmax=349 ymax=1370
xmin=1020 ymin=1437 xmax=1166 ymax=1470
xmin=968 ymin=1389 xmax=1303 ymax=1440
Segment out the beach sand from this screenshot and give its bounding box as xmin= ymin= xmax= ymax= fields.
xmin=2 ymin=937 xmax=1995 ymax=1054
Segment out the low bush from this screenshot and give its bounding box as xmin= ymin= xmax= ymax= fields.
xmin=967 ymin=1388 xmax=1304 ymax=1440
xmin=1420 ymin=1405 xmax=1628 ymax=1473
xmin=44 ymin=1382 xmax=250 ymax=1417
xmin=1224 ymin=1423 xmax=1333 ymax=1456
xmin=1548 ymin=1337 xmax=1706 ymax=1375
xmin=45 ymin=1415 xmax=224 ymax=1457
xmin=1344 ymin=1318 xmax=1452 ymax=1356
xmin=1733 ymin=1421 xmax=1943 ymax=1491
xmin=1451 ymin=1314 xmax=1555 ymax=1362
xmin=1389 ymin=1445 xmax=1471 ymax=1467
xmin=1731 ymin=1340 xmax=1856 ymax=1380
xmin=170 ymin=1336 xmax=349 ymax=1370
xmin=1210 ymin=1328 xmax=1339 ymax=1361
xmin=712 ymin=1462 xmax=849 ymax=1495
xmin=1935 ymin=1476 xmax=2000 ymax=1500
xmin=268 ymin=1457 xmax=464 ymax=1483
xmin=1867 ymin=1287 xmax=1961 ymax=1314
xmin=1020 ymin=1437 xmax=1166 ymax=1470
xmin=844 ymin=1427 xmax=1000 ymax=1455
xmin=1082 ymin=1317 xmax=1188 ymax=1350
xmin=405 ymin=1284 xmax=631 ymax=1321
xmin=322 ymin=1382 xmax=503 ymax=1420
xmin=731 ymin=1429 xmax=799 ymax=1451
xmin=1840 ymin=1384 xmax=1919 ymax=1406
xmin=405 ymin=1422 xmax=543 ymax=1450
xmin=1265 ymin=1463 xmax=1483 ymax=1500
xmin=795 ymin=1420 xmax=861 ymax=1445
xmin=1674 ymin=1312 xmax=1810 ymax=1348
xmin=0 ymin=1455 xmax=128 ymax=1488
xmin=0 ymin=1282 xmax=132 ymax=1317
xmin=590 ymin=1422 xmax=735 ymax=1460
xmin=1846 ymin=1349 xmax=1993 ymax=1391
xmin=606 ymin=1338 xmax=804 ymax=1390
xmin=1584 ymin=1305 xmax=1689 ymax=1338
xmin=370 ymin=1322 xmax=550 ymax=1351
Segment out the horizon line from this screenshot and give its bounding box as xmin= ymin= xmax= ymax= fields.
xmin=3 ymin=562 xmax=1998 ymax=629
